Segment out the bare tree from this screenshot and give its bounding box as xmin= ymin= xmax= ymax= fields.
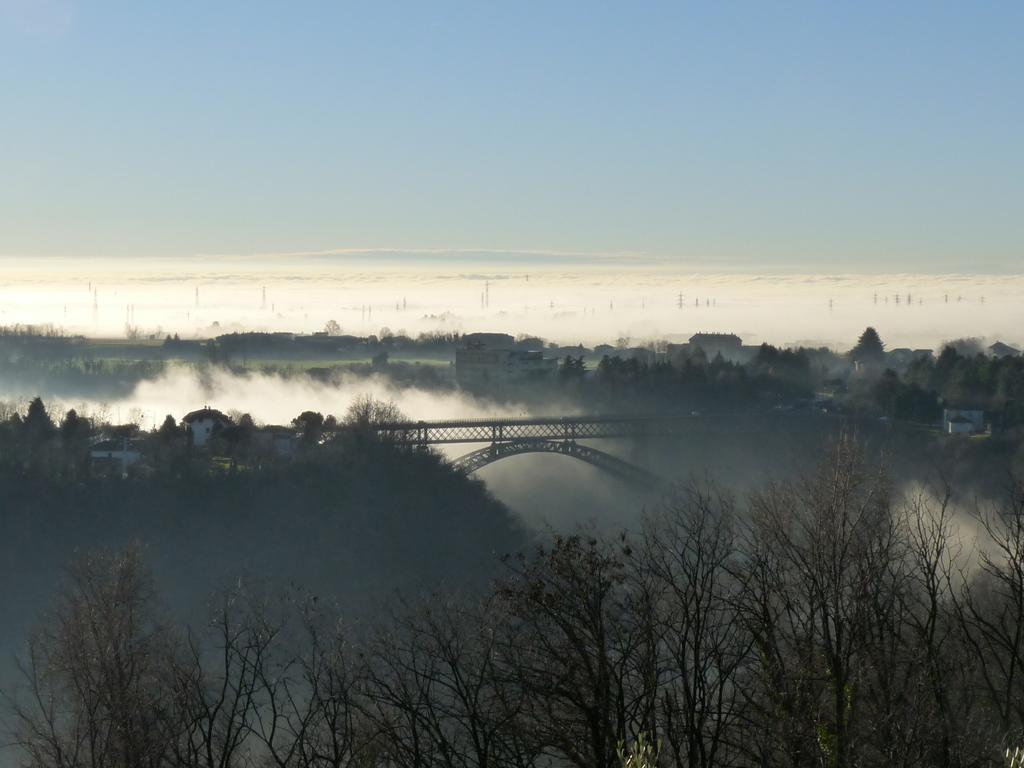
xmin=291 ymin=615 xmax=376 ymax=768
xmin=248 ymin=599 xmax=375 ymax=768
xmin=339 ymin=395 xmax=408 ymax=448
xmin=638 ymin=481 xmax=753 ymax=768
xmin=6 ymin=547 xmax=179 ymax=768
xmin=344 ymin=396 xmax=405 ymax=431
xmin=365 ymin=596 xmax=529 ymax=768
xmin=901 ymin=483 xmax=993 ymax=767
xmin=955 ymin=478 xmax=1024 ymax=746
xmin=739 ymin=434 xmax=901 ymax=768
xmin=168 ymin=591 xmax=271 ymax=768
xmin=493 ymin=535 xmax=649 ymax=768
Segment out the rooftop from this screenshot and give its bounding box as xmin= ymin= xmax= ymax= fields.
xmin=689 ymin=332 xmax=742 ymax=343
xmin=182 ymin=407 xmax=232 ymax=425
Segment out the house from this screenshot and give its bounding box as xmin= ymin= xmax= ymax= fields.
xmin=515 ymin=336 xmax=546 ymax=351
xmin=989 ymin=341 xmax=1021 ymax=359
xmin=887 ymin=348 xmax=914 ymax=368
xmin=666 ymin=332 xmax=756 ymax=364
xmin=946 ymin=417 xmax=975 ymax=435
xmin=182 ymin=407 xmax=233 ymax=447
xmin=689 ymin=333 xmax=742 ymax=358
xmin=455 ymin=334 xmax=557 ymax=386
xmin=253 ymin=426 xmax=299 ymax=458
xmin=884 ymin=347 xmax=933 ymax=370
xmin=89 ymin=437 xmax=142 ymax=473
xmin=462 ymin=332 xmax=515 ymax=348
xmin=942 ymin=408 xmax=985 ymax=435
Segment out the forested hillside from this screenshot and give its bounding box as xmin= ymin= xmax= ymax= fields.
xmin=0 ymin=438 xmax=528 ymax=693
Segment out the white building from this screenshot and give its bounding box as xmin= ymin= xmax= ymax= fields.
xmin=942 ymin=408 xmax=985 ymax=435
xmin=946 ymin=417 xmax=975 ymax=435
xmin=182 ymin=407 xmax=233 ymax=447
xmin=89 ymin=438 xmax=142 ymax=473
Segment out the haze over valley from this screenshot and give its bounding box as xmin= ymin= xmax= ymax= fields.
xmin=4 ymin=3 xmax=1024 ymax=766
xmin=4 ymin=257 xmax=1021 ymax=353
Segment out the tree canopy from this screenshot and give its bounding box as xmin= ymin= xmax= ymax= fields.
xmin=851 ymin=326 xmax=885 ymax=362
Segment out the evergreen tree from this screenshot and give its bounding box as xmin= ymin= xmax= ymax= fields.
xmin=157 ymin=415 xmax=180 ymax=443
xmin=23 ymin=397 xmax=55 ymax=443
xmin=59 ymin=409 xmax=86 ymax=443
xmin=851 ymin=327 xmax=885 ymax=362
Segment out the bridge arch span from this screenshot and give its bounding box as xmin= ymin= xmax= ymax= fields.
xmin=450 ymin=439 xmax=664 ymax=488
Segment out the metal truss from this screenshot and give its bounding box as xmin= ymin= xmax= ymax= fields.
xmin=372 ymin=414 xmax=684 ymax=487
xmin=449 ymin=439 xmax=664 ymax=488
xmin=375 ymin=414 xmax=694 ymax=446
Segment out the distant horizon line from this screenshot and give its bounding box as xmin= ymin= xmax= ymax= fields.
xmin=0 ymin=249 xmax=1021 ymax=277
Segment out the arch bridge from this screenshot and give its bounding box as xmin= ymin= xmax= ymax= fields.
xmin=374 ymin=415 xmax=695 ymax=487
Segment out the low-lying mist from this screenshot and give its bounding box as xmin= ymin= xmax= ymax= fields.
xmin=1 ymin=364 xmax=526 ymax=428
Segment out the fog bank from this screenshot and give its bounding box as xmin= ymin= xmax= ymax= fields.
xmin=1 ymin=365 xmax=524 ymax=428
xmin=3 ymin=258 xmax=1023 ymax=351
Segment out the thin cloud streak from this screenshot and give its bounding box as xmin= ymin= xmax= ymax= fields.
xmin=191 ymin=247 xmax=657 ymax=264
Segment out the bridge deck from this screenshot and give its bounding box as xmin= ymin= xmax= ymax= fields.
xmin=375 ymin=414 xmax=696 ymax=445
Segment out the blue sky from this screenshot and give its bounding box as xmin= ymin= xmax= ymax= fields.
xmin=1 ymin=1 xmax=1021 ymax=271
